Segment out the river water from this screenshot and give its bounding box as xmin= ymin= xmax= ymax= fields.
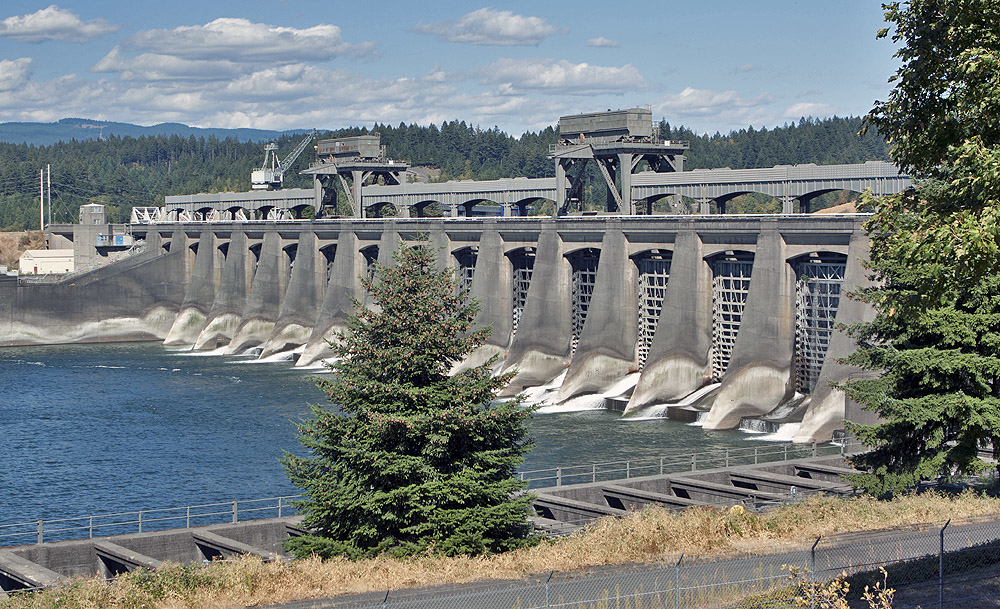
xmin=0 ymin=342 xmax=779 ymax=525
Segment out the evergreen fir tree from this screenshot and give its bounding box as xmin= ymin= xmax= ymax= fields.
xmin=282 ymin=241 xmax=535 ymax=558
xmin=842 ymin=0 xmax=1000 ymax=495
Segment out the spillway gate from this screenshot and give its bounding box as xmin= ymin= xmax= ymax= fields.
xmin=710 ymin=252 xmax=755 ymax=381
xmin=636 ymin=251 xmax=672 ymax=369
xmin=793 ymin=253 xmax=848 ymax=393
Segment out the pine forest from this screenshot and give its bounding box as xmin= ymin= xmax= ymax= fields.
xmin=0 ymin=116 xmax=888 ymax=230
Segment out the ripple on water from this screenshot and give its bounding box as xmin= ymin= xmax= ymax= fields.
xmin=2 ymin=342 xmax=777 ymax=524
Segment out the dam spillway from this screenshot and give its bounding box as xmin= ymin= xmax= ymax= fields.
xmin=4 ymin=214 xmax=874 ymax=443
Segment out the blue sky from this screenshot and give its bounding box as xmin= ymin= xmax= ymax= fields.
xmin=0 ymin=1 xmax=899 ymax=135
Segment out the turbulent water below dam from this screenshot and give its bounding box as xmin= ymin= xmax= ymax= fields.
xmin=1 ymin=342 xmax=784 ymax=526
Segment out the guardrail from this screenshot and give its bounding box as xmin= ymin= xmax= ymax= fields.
xmin=519 ymin=440 xmax=861 ymax=489
xmin=0 ymin=495 xmax=299 ymax=547
xmin=1 ymin=441 xmax=860 ymax=547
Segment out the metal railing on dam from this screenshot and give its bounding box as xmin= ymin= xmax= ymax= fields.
xmin=0 ymin=441 xmax=859 ymax=547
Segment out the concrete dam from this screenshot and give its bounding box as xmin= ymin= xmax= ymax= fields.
xmin=1 ymin=213 xmax=875 ymax=444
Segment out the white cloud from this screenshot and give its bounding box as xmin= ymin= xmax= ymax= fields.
xmin=0 ymin=5 xmax=116 ymax=43
xmin=734 ymin=64 xmax=757 ymax=73
xmin=784 ymin=102 xmax=835 ymax=118
xmin=124 ymin=18 xmax=375 ymax=63
xmin=654 ymin=87 xmax=770 ymax=117
xmin=586 ymin=37 xmax=619 ymax=48
xmin=0 ymin=58 xmax=32 ymax=92
xmin=92 ymin=47 xmax=241 ymax=81
xmin=0 ymin=74 xmax=120 ymax=121
xmin=481 ymin=59 xmax=645 ymax=95
xmin=414 ymin=8 xmax=561 ymax=46
xmin=650 ymin=86 xmax=776 ymax=132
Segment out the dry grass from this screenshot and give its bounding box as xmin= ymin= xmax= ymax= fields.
xmin=3 ymin=491 xmax=999 ymax=609
xmin=0 ymin=231 xmax=45 ymax=270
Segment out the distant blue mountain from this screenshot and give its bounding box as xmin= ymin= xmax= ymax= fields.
xmin=0 ymin=118 xmax=310 ymax=146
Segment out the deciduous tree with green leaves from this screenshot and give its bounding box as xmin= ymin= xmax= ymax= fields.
xmin=282 ymin=241 xmax=535 ymax=558
xmin=843 ymin=0 xmax=1000 ymax=495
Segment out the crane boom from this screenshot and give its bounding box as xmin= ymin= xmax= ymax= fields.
xmin=251 ymin=128 xmax=318 ymax=190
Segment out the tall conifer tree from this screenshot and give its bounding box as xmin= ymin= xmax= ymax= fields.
xmin=283 ymin=241 xmax=535 ymax=558
xmin=843 ymin=0 xmax=1000 ymax=495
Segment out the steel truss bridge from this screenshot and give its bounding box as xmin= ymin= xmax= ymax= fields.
xmin=137 ymin=161 xmax=910 ymax=223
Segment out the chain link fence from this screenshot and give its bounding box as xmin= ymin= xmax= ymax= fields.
xmin=313 ymin=518 xmax=1000 ymax=609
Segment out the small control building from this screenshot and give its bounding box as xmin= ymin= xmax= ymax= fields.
xmin=19 ymin=249 xmax=74 ymax=275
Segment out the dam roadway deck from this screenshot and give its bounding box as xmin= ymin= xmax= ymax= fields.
xmin=23 ymin=214 xmax=872 ymax=443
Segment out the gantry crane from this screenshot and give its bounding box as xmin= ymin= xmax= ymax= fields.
xmin=251 ymin=128 xmax=318 ymax=190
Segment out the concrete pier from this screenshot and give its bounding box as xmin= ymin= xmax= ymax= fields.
xmin=558 ymin=225 xmax=638 ymax=401
xmin=194 ymin=229 xmax=253 ymax=350
xmin=164 ymin=229 xmax=219 ymax=347
xmin=298 ymin=228 xmax=366 ymax=367
xmin=227 ymin=231 xmax=288 ymax=355
xmin=503 ymin=227 xmax=573 ymax=394
xmin=261 ymin=230 xmax=326 ymax=358
xmin=626 ymin=230 xmax=712 ymax=411
xmin=703 ymin=229 xmax=796 ymax=429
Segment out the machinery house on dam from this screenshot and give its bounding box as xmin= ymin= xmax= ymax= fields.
xmin=3 ymin=109 xmax=912 ymax=445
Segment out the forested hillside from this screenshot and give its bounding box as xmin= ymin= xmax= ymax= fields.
xmin=0 ymin=116 xmax=887 ymax=230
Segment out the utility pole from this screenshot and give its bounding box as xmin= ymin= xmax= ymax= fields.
xmin=39 ymin=168 xmax=44 ymax=231
xmin=47 ymin=164 xmax=51 ymax=227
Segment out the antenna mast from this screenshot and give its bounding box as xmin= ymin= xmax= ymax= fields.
xmin=39 ymin=169 xmax=44 ymax=231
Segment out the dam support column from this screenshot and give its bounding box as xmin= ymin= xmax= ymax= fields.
xmin=194 ymin=230 xmax=252 ymax=351
xmin=298 ymin=229 xmax=367 ymax=367
xmin=626 ymin=229 xmax=712 ymax=412
xmin=167 ymin=227 xmax=194 ymax=284
xmin=454 ymin=227 xmax=512 ymax=373
xmin=428 ymin=228 xmax=452 ymax=271
xmin=163 ymin=229 xmax=219 ymax=347
xmin=261 ymin=230 xmax=326 ymax=357
xmin=366 ymin=223 xmax=400 ymax=308
xmin=558 ymin=225 xmax=638 ymax=400
xmin=145 ymin=229 xmax=163 ymax=254
xmin=795 ymin=232 xmax=876 ymax=443
xmin=502 ymin=227 xmax=571 ymax=394
xmin=702 ymin=229 xmax=796 ymax=429
xmin=227 ymin=231 xmax=288 ymax=355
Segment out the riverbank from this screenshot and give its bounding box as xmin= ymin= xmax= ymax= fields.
xmin=0 ymin=231 xmax=44 ymax=270
xmin=2 ymin=490 xmax=998 ymax=609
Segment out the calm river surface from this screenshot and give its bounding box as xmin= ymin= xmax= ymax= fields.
xmin=0 ymin=342 xmax=776 ymax=524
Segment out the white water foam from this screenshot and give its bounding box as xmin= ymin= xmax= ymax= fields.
xmin=627 ymin=382 xmax=722 ymax=420
xmin=519 ymin=371 xmax=567 ymax=409
xmin=535 ymin=372 xmax=641 ymax=414
xmin=744 ymin=421 xmax=802 ymax=442
xmin=535 ymin=393 xmax=606 ymax=413
xmin=687 ymin=411 xmax=709 ymax=427
xmin=297 ymin=356 xmax=339 ymax=372
xmin=176 ymin=346 xmax=228 ymax=357
xmin=245 ymin=345 xmax=306 ymax=364
xmin=625 ymin=404 xmax=671 ymax=421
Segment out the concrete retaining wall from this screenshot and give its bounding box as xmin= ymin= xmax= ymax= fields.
xmin=0 ymin=518 xmax=299 ymax=595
